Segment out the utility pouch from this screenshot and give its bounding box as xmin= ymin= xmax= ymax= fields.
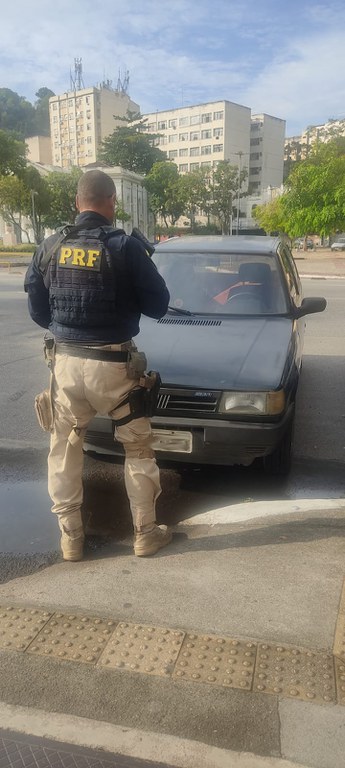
xmin=126 ymin=350 xmax=147 ymax=380
xmin=34 ymin=376 xmax=54 ymax=432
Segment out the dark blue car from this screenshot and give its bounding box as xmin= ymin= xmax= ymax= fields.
xmin=84 ymin=236 xmax=326 ymax=475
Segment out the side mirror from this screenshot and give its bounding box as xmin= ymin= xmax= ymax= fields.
xmin=294 ymin=297 xmax=327 ymax=319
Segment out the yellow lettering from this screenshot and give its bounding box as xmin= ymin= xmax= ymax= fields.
xmin=86 ymin=249 xmax=100 ymax=267
xmin=72 ymin=248 xmax=86 ymax=266
xmin=59 ymin=247 xmax=72 ymax=264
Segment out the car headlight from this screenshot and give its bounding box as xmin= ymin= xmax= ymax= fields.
xmin=218 ymin=390 xmax=285 ymax=416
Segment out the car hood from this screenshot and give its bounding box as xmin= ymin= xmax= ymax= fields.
xmin=137 ymin=315 xmax=294 ymax=390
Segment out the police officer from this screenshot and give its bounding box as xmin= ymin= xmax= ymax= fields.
xmin=24 ymin=169 xmax=172 ymax=562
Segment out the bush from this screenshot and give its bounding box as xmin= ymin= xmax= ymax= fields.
xmin=0 ymin=244 xmax=36 ymax=253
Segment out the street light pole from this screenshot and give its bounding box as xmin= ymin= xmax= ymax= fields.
xmin=30 ymin=189 xmax=38 ymax=243
xmin=236 ymin=151 xmax=243 ymax=235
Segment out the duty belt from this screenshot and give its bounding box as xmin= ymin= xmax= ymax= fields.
xmin=55 ymin=343 xmax=129 ymax=362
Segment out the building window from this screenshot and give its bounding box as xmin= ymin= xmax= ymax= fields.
xmin=179 ymin=148 xmax=188 ymax=157
xmin=190 ymin=147 xmax=200 ymax=156
xmin=169 ymin=149 xmax=178 ymax=158
xmin=86 ymin=96 xmax=90 ymax=105
xmin=87 ymin=136 xmax=92 ymax=144
xmin=52 ymin=103 xmax=57 ymax=110
xmin=169 ymin=134 xmax=177 ymax=143
xmin=157 ymin=121 xmax=167 ymax=130
xmin=201 ymin=129 xmax=212 ymax=139
xmin=250 ymin=167 xmax=261 ymax=175
xmin=201 ymin=161 xmax=212 ymax=167
xmin=147 ymin=123 xmax=155 ymax=132
xmin=53 ymin=116 xmax=58 ymax=123
xmin=201 ymin=112 xmax=212 ymax=123
xmin=179 ymin=116 xmax=189 ymax=126
xmin=179 ymin=132 xmax=188 ymax=141
xmin=190 ymin=131 xmax=200 ymax=141
xmin=201 ymin=145 xmax=211 ymax=155
xmin=213 ymin=110 xmax=224 ymax=120
xmin=190 ymin=115 xmax=200 ymax=125
xmin=250 ymin=138 xmax=260 ymax=146
xmin=87 ymin=124 xmax=92 ymax=131
xmin=86 ymin=110 xmax=92 ymax=119
xmin=250 ymin=152 xmax=261 ymax=160
xmin=68 ymin=99 xmax=73 ymax=106
xmin=190 ymin=162 xmax=200 ymax=171
xmin=213 ymin=143 xmax=223 ymax=153
xmin=179 ymin=163 xmax=188 ymax=172
xmin=213 ymin=127 xmax=223 ymax=137
xmin=168 ymin=119 xmax=177 ymax=129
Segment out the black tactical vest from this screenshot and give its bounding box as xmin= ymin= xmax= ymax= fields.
xmin=48 ymin=226 xmax=127 ymax=329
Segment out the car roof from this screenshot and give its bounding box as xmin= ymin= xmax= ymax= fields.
xmin=155 ymin=235 xmax=280 ymax=255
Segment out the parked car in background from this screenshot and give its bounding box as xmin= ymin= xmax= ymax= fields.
xmin=294 ymin=238 xmax=314 ymax=250
xmin=331 ymin=237 xmax=345 ymax=251
xmin=84 ymin=236 xmax=326 ymax=476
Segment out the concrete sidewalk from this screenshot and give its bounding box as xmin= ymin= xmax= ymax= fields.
xmin=1 ymin=500 xmax=345 ymax=768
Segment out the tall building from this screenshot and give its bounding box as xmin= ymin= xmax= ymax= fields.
xmin=49 ymin=86 xmax=140 ymax=168
xmin=249 ymin=114 xmax=286 ymax=195
xmin=142 ymin=100 xmax=251 ymax=185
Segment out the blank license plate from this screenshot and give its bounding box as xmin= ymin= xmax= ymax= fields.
xmin=151 ymin=429 xmax=193 ymax=453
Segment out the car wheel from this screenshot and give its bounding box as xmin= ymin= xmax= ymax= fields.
xmin=263 ymin=411 xmax=295 ymax=477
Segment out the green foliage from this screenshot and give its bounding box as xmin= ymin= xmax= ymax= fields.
xmin=114 ymin=200 xmax=131 ymax=226
xmin=42 ymin=167 xmax=82 ymax=230
xmin=0 ymin=244 xmax=36 ymax=252
xmin=0 ymin=87 xmax=55 ymax=138
xmin=0 ymin=130 xmax=27 ymax=175
xmin=34 ymin=88 xmax=55 ymax=136
xmin=178 ymin=168 xmax=212 ymax=232
xmin=99 ymin=123 xmax=166 ymax=174
xmin=211 ymin=160 xmax=248 ymax=234
xmin=144 ymin=161 xmax=184 ymax=226
xmin=0 ymin=174 xmax=31 ymax=242
xmin=253 ymin=197 xmax=286 ymax=234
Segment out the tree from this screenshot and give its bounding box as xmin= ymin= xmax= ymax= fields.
xmin=211 ymin=160 xmax=248 ymax=234
xmin=99 ymin=124 xmax=166 ymax=174
xmin=144 ymin=161 xmax=184 ymax=226
xmin=178 ymin=168 xmax=212 ymax=231
xmin=21 ymin=166 xmax=51 ymax=242
xmin=0 ymin=88 xmax=36 ymax=137
xmin=0 ymin=175 xmax=31 ymax=242
xmin=252 ymin=197 xmax=287 ymax=235
xmin=0 ymin=129 xmax=27 ymax=175
xmin=42 ymin=167 xmax=83 ymax=230
xmin=34 ymin=87 xmax=55 ymax=136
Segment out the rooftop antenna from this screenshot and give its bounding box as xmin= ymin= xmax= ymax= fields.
xmin=116 ymin=69 xmax=130 ymax=95
xmin=70 ymin=58 xmax=85 ymax=91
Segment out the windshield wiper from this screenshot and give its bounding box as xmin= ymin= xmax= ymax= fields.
xmin=168 ymin=305 xmax=194 ymax=316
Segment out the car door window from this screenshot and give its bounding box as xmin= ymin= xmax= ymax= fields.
xmin=280 ymin=246 xmax=302 ymax=306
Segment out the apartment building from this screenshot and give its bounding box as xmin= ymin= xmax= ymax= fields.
xmin=142 ymin=100 xmax=251 ymax=184
xmin=285 ymin=116 xmax=345 ymax=163
xmin=249 ymin=114 xmax=286 ymax=195
xmin=49 ymin=86 xmax=140 ymax=168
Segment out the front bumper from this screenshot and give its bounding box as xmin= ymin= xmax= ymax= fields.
xmin=84 ymin=405 xmax=294 ymax=467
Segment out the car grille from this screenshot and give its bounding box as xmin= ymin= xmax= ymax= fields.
xmin=156 ymin=388 xmax=219 ymax=414
xmin=158 ymin=317 xmax=222 ymax=326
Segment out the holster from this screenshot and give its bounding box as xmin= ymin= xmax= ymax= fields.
xmin=113 ymin=371 xmax=162 ymax=426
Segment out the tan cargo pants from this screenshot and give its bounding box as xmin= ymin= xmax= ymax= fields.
xmin=48 ymin=345 xmax=161 ymax=535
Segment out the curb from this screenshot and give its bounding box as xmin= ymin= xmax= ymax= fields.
xmin=0 ymin=703 xmax=307 ymax=768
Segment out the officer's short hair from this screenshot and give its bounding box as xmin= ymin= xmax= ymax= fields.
xmin=77 ymin=170 xmax=116 ymax=205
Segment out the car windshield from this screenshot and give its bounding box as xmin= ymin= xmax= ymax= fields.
xmin=154 ymin=250 xmax=288 ymax=315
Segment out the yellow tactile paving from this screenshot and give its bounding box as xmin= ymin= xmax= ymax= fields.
xmin=1 ymin=598 xmax=344 ymax=705
xmin=27 ymin=613 xmax=117 ymax=663
xmin=253 ymin=643 xmax=336 ymax=704
xmin=173 ymin=632 xmax=256 ymax=689
xmin=0 ymin=605 xmax=52 ymax=651
xmin=98 ymin=621 xmax=185 ymax=676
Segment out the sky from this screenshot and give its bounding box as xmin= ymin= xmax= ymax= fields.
xmin=1 ymin=0 xmax=345 ymax=137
